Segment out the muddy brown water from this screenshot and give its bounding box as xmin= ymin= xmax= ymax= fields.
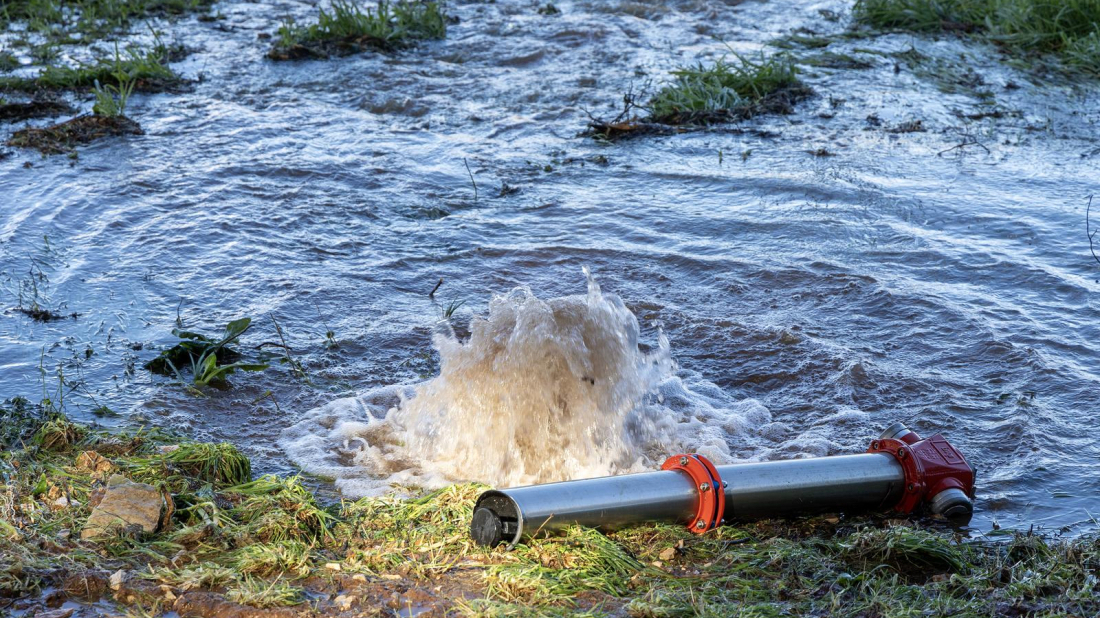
xmin=1 ymin=0 xmax=1099 ymax=536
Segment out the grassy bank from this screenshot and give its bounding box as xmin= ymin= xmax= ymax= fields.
xmin=2 ymin=397 xmax=1097 ymax=617
xmin=853 ymin=0 xmax=1100 ymax=75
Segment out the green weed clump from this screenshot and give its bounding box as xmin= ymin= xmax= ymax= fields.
xmin=854 ymin=0 xmax=1100 ymax=75
xmin=144 ymin=317 xmax=269 ymax=393
xmin=649 ymin=53 xmax=808 ymax=123
xmin=270 ymin=0 xmax=447 ymax=60
xmin=591 ymin=53 xmax=810 ymax=138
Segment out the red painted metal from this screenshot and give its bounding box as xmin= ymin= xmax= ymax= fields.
xmin=662 ymin=453 xmax=725 ymax=534
xmin=867 ymin=430 xmax=975 ymax=515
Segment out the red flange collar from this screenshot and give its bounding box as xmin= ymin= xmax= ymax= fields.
xmin=662 ymin=453 xmax=725 ymax=534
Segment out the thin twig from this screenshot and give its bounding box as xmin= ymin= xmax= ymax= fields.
xmin=1087 ymin=195 xmax=1099 ymax=266
xmin=937 ymin=138 xmax=989 ymax=156
xmin=464 ymin=157 xmax=477 ymax=202
xmin=429 ymin=278 xmax=444 ymax=298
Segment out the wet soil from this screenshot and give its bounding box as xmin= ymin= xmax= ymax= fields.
xmin=7 ymin=115 xmax=142 ymax=155
xmin=0 ymin=100 xmax=76 ymax=122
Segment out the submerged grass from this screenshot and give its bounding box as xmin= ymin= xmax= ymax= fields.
xmin=0 ymin=400 xmax=1097 ymax=617
xmin=269 ymin=0 xmax=447 ymax=60
xmin=853 ymin=0 xmax=1100 ymax=75
xmin=0 ymin=47 xmax=178 ymax=93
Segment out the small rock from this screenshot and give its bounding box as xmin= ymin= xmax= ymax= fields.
xmin=380 ymin=574 xmax=402 ymax=581
xmin=651 ymin=560 xmax=664 ymax=568
xmin=75 ymin=451 xmax=113 ymax=474
xmin=334 ymin=594 xmax=356 ymax=610
xmin=157 ymin=445 xmax=180 ymax=454
xmin=108 ymin=570 xmax=127 ymax=592
xmin=52 ymin=496 xmax=72 ymax=510
xmin=324 ymin=562 xmax=342 ymax=572
xmin=823 ymin=516 xmax=840 ymax=524
xmin=160 ymin=585 xmax=177 ymax=601
xmin=351 ymin=574 xmax=367 ymax=582
xmin=658 ymin=547 xmax=677 ymax=561
xmin=81 ymin=476 xmax=163 ymax=539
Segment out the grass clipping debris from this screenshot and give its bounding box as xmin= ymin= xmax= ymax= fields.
xmin=269 ymin=0 xmax=447 ymax=60
xmin=591 ymin=52 xmax=811 ymax=139
xmin=1 ymin=396 xmax=1098 ymax=617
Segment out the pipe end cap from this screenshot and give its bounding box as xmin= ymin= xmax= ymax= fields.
xmin=471 ymin=507 xmax=504 ymax=547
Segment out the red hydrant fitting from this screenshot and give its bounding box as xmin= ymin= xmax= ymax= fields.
xmin=661 ymin=422 xmax=976 ymax=534
xmin=866 ymin=422 xmax=976 ymax=523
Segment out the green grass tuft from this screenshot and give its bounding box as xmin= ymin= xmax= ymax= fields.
xmin=270 ymin=0 xmax=447 ymax=60
xmin=649 ymin=53 xmax=807 ymax=123
xmin=853 ymin=0 xmax=1100 ymax=75
xmin=0 ymin=47 xmax=177 ymax=92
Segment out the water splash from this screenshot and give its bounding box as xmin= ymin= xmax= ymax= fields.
xmin=280 ymin=270 xmax=774 ymax=496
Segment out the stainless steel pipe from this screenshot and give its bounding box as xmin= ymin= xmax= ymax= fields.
xmin=473 ymin=453 xmax=905 ymax=547
xmin=471 ymin=423 xmax=976 ymax=547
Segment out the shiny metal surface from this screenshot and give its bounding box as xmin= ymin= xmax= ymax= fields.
xmin=879 ymin=422 xmax=916 ymax=443
xmin=718 ymin=453 xmax=905 ymax=520
xmin=475 ymin=452 xmax=906 ymax=545
xmin=930 ymin=488 xmax=974 ymax=526
xmin=476 ymin=469 xmax=698 ymax=546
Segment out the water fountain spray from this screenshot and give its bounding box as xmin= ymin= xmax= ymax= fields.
xmin=470 ymin=422 xmax=975 ymax=547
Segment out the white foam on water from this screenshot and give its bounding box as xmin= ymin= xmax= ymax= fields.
xmin=280 ymin=269 xmax=780 ymax=497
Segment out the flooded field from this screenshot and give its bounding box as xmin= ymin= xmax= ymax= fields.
xmin=3 ymin=0 xmax=1099 ymax=546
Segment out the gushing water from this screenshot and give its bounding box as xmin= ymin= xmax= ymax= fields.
xmin=280 ymin=270 xmax=773 ymax=496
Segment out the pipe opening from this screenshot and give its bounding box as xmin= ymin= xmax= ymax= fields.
xmin=930 ymin=488 xmax=973 ymax=526
xmin=471 ymin=491 xmax=521 ymax=547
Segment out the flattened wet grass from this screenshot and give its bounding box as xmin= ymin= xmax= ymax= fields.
xmin=2 ymin=401 xmax=1098 ymax=617
xmin=269 ymin=0 xmax=447 ymax=60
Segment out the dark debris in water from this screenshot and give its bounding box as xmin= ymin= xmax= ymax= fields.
xmin=17 ymin=306 xmax=80 ymax=321
xmin=0 ymin=100 xmax=76 ymax=123
xmin=7 ymin=115 xmax=142 ymax=155
xmin=267 ymin=34 xmax=397 ymax=60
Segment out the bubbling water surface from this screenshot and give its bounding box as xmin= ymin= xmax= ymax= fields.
xmin=280 ymin=270 xmax=774 ymax=495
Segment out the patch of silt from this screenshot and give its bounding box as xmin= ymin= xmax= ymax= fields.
xmin=281 ymin=269 xmax=777 ymax=495
xmin=7 ymin=114 xmax=142 ymax=155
